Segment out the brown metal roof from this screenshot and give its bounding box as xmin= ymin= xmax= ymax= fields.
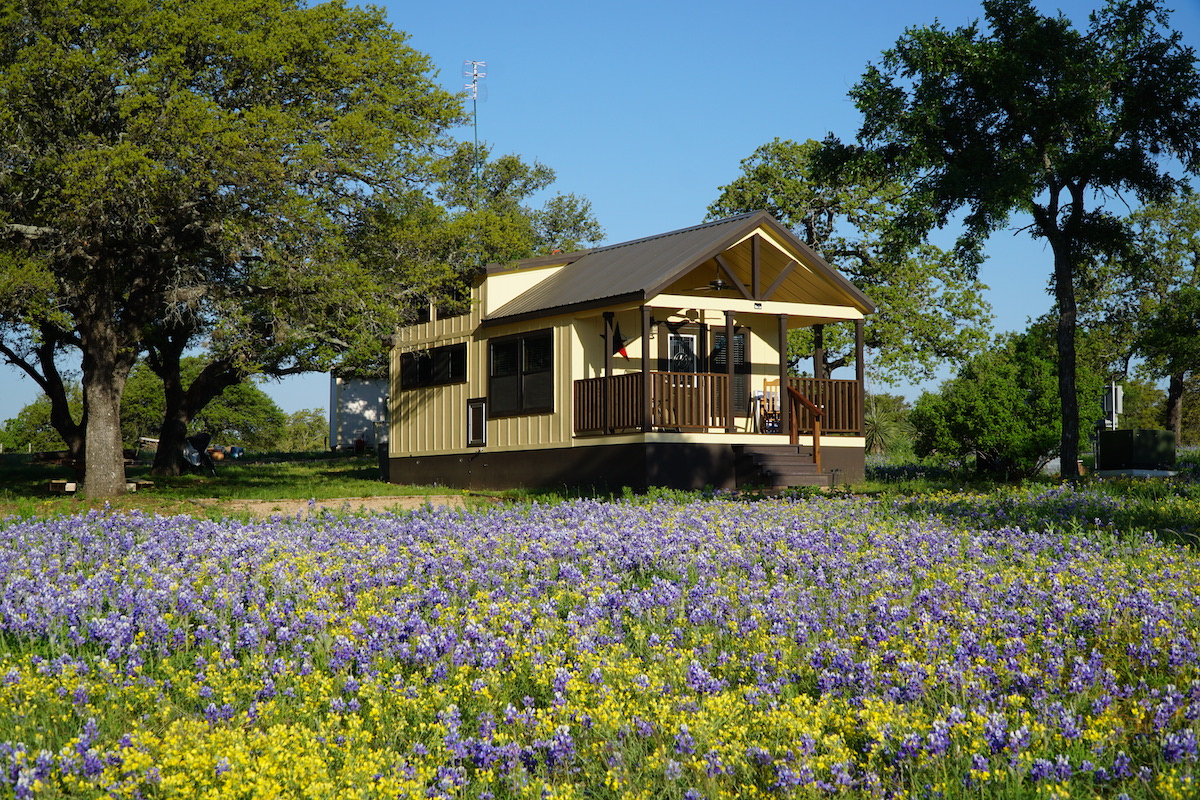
xmin=482 ymin=211 xmax=875 ymax=325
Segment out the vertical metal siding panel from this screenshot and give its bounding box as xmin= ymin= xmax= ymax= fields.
xmin=388 ymin=348 xmax=399 ymax=452
xmin=388 ymin=286 xmax=486 ymax=457
xmin=554 ymin=323 xmax=572 ymax=444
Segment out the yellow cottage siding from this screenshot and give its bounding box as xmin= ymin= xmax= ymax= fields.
xmin=389 ymin=333 xmax=472 ymax=457
xmin=573 ymin=309 xmax=647 ymax=380
xmin=390 ymin=314 xmax=578 ymax=457
xmin=388 ymin=288 xmax=485 ymax=457
xmin=391 ymin=381 xmax=470 ymax=455
xmin=482 ymin=263 xmax=564 ymax=316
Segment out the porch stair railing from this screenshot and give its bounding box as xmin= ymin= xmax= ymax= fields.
xmin=787 ymin=385 xmax=822 ymax=474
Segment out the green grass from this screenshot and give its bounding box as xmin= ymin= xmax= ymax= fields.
xmin=0 ymin=451 xmax=472 ymax=519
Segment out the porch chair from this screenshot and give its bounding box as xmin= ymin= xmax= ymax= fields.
xmin=761 ymin=379 xmax=782 ymax=433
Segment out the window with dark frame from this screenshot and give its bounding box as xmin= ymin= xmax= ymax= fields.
xmin=399 ymin=343 xmax=467 ymax=390
xmin=466 ymin=398 xmax=487 ymax=447
xmin=711 ymin=330 xmax=750 ymax=412
xmin=489 ymin=329 xmax=553 ymax=417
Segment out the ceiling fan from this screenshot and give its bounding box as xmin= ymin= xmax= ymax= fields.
xmin=692 ymin=265 xmax=732 ymax=292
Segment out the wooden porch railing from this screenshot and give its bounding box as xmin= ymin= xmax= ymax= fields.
xmin=574 ymin=373 xmax=643 ymax=433
xmin=788 ymin=377 xmax=861 ymax=434
xmin=574 ymin=373 xmax=862 ymax=437
xmin=649 ymin=372 xmax=728 ymax=430
xmin=574 ymin=372 xmax=729 ymax=434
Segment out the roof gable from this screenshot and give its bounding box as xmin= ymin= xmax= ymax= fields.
xmin=483 ymin=211 xmax=874 ymax=324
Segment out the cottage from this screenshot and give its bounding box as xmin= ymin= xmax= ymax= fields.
xmin=385 ymin=211 xmax=875 ymax=491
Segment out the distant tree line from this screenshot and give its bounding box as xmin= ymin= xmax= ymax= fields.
xmin=0 ymin=360 xmax=330 ymax=455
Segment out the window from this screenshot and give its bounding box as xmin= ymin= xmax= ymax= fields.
xmin=400 ymin=343 xmax=467 ymax=390
xmin=466 ymin=398 xmax=487 ymax=446
xmin=489 ymin=329 xmax=553 ymax=416
xmin=668 ymin=333 xmax=698 ymax=373
xmin=711 ymin=330 xmax=750 ymax=412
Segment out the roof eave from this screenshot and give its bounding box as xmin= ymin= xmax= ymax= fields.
xmin=480 ymin=291 xmax=647 ymax=328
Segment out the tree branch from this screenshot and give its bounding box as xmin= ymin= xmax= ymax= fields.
xmin=3 ymin=223 xmax=56 ymax=240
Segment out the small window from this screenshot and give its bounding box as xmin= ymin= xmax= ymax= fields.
xmin=467 ymin=398 xmax=487 ymax=447
xmin=489 ymin=329 xmax=553 ymax=417
xmin=400 ymin=343 xmax=467 ymax=390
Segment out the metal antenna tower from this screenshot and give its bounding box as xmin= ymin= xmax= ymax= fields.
xmin=463 ymin=60 xmax=487 ymax=204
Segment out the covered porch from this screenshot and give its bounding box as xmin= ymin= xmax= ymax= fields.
xmin=573 ymin=303 xmax=865 ymax=480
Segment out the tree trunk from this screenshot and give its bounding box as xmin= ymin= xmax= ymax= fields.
xmin=151 ymin=406 xmax=190 ymax=476
xmin=149 ymin=338 xmax=190 ymax=476
xmin=1052 ymin=245 xmax=1080 ymax=481
xmin=1166 ymin=372 xmax=1184 ymax=441
xmin=79 ymin=345 xmax=134 ymax=499
xmin=38 ymin=336 xmax=86 ymax=459
xmin=76 ymin=294 xmax=138 ymax=498
xmin=149 ymin=353 xmax=241 ymax=476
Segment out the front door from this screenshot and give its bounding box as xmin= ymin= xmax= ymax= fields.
xmin=668 ymin=332 xmax=698 ymax=375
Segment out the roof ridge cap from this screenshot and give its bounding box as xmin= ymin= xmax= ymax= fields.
xmin=588 ymin=211 xmax=764 ymax=254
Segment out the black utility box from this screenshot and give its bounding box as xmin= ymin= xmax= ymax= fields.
xmin=1095 ymin=429 xmax=1176 ymax=471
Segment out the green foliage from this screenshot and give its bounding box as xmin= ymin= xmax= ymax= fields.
xmin=910 ymin=324 xmax=1104 ymax=479
xmin=189 ymin=383 xmax=285 ymax=451
xmin=1182 ymin=383 xmax=1200 ymax=447
xmin=0 ymin=385 xmax=81 ymax=453
xmin=342 ymin=143 xmax=604 ymax=376
xmin=1136 ymin=285 xmax=1200 ymax=381
xmin=708 ymin=138 xmax=991 ymax=382
xmin=1119 ymin=378 xmax=1168 ymax=431
xmin=1080 ymin=193 xmax=1200 ymax=444
xmin=0 ymin=0 xmax=464 ymax=495
xmin=862 ymin=392 xmax=914 ymax=456
xmin=121 ymin=360 xmax=284 ymax=450
xmin=277 ymin=409 xmax=329 ymax=453
xmin=120 ymin=365 xmax=165 ymax=447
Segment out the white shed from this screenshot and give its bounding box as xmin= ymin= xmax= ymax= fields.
xmin=328 ymin=375 xmax=388 ymax=451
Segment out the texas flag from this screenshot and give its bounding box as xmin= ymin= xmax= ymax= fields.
xmin=612 ymin=322 xmax=628 ymax=358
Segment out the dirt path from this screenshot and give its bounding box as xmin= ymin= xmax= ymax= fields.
xmin=192 ymin=495 xmax=474 ymax=517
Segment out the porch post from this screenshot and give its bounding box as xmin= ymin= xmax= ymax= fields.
xmin=855 ymin=318 xmax=865 ymax=436
xmin=641 ymin=304 xmax=652 ymax=432
xmin=813 ymin=323 xmax=825 ymax=380
xmin=725 ymin=310 xmax=736 ymax=433
xmin=603 ymin=311 xmax=615 ymax=434
xmin=777 ymin=314 xmax=790 ymax=436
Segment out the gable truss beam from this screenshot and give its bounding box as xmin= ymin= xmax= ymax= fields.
xmin=752 ymin=235 xmax=761 ymax=300
xmin=762 ymin=259 xmax=797 ymax=301
xmin=714 ymin=254 xmax=752 ymax=300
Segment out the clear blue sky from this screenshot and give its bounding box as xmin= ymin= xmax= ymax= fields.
xmin=2 ymin=0 xmax=1199 ymax=424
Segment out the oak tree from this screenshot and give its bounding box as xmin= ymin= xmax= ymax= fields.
xmin=842 ymin=0 xmax=1200 ymax=478
xmin=0 ymin=0 xmax=462 ymax=495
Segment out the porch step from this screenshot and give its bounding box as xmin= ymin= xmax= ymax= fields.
xmin=733 ymin=444 xmax=830 ymax=489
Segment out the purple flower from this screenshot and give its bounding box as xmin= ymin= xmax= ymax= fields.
xmin=1163 ymin=729 xmax=1198 ymax=763
xmin=674 ymin=724 xmax=696 ymax=755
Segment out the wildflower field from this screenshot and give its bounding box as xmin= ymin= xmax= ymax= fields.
xmin=0 ymin=486 xmax=1197 ymax=798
